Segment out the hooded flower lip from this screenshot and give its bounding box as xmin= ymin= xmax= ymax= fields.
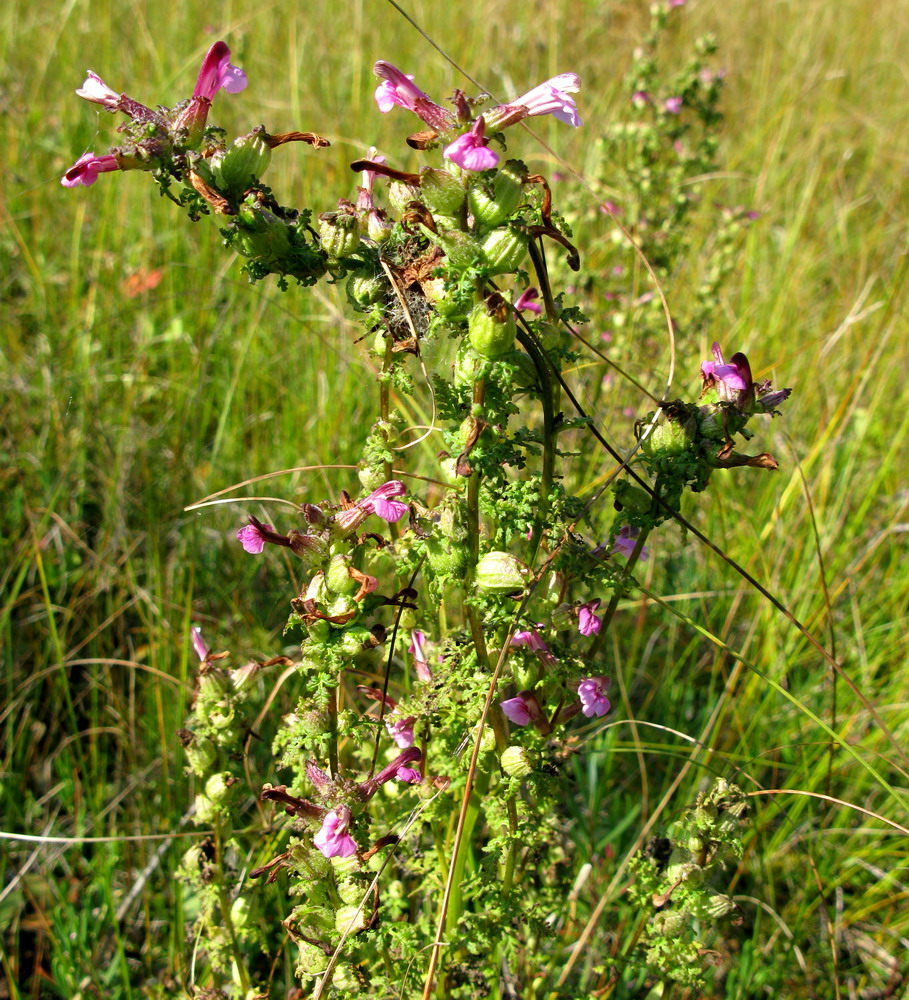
xmin=515 ymin=288 xmax=542 ymax=315
xmin=190 ymin=626 xmax=210 ymax=662
xmin=61 ymin=152 xmax=120 ymax=187
xmin=700 ymin=341 xmax=755 ymax=408
xmin=577 ymin=599 xmax=602 ymax=636
xmin=483 ymin=73 xmax=582 ymax=131
xmin=236 ymin=521 xmax=274 ymax=554
xmin=76 ymin=71 xmax=121 ymax=110
xmin=609 ymin=525 xmax=649 ymax=561
xmin=313 ymin=807 xmax=358 ymax=859
xmin=510 ymin=629 xmax=557 ymax=666
xmin=444 ymin=116 xmax=499 ymax=171
xmin=408 ymin=630 xmax=434 ymax=681
xmin=192 ymin=41 xmax=248 ymax=101
xmin=500 ymin=690 xmax=542 ymax=726
xmin=174 ymin=41 xmax=247 ymax=141
xmin=578 ymin=676 xmax=612 ymax=718
xmin=386 ymin=714 xmax=416 ymax=749
xmin=373 ymin=61 xmax=456 ymax=131
xmin=359 ymin=748 xmax=423 ymax=799
xmin=335 ymin=480 xmax=408 ymax=532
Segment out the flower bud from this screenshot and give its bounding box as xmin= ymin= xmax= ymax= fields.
xmin=325 ymin=553 xmax=358 ymax=596
xmin=212 ymin=132 xmax=272 ymax=197
xmin=421 ymin=225 xmax=481 ymax=271
xmin=468 ymin=160 xmax=526 ymax=228
xmin=346 ymin=272 xmax=387 ymax=311
xmin=387 ymin=180 xmax=421 ymax=215
xmin=420 ymin=167 xmax=466 ymax=215
xmin=179 ymin=729 xmax=218 ymax=776
xmin=475 ymin=551 xmax=528 ymax=594
xmin=454 ymin=342 xmax=490 ymax=386
xmin=479 ymin=225 xmax=529 ymax=274
xmin=233 ymin=206 xmax=295 ymax=267
xmin=500 ymin=745 xmax=539 ymax=778
xmin=612 ymin=480 xmax=652 ymax=515
xmin=319 ymin=210 xmax=361 ymax=259
xmin=287 ymin=530 xmax=329 ymax=571
xmin=335 ymin=906 xmax=372 ymax=934
xmin=205 ymin=771 xmax=238 ymax=805
xmin=468 ymin=295 xmax=515 ymax=358
xmin=229 ymin=896 xmax=252 ymax=931
xmin=640 ymin=413 xmax=695 ymax=458
xmin=338 ymin=625 xmax=377 ymax=655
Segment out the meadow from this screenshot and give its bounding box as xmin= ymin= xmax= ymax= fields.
xmin=1 ymin=0 xmax=908 ymax=996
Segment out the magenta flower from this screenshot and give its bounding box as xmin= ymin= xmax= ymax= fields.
xmin=408 ymin=630 xmax=434 ymax=681
xmin=192 ymin=41 xmax=248 ymax=101
xmin=359 ymin=748 xmax=423 ymax=799
xmin=632 ymin=90 xmax=651 ymax=108
xmin=61 ymin=152 xmax=120 ymax=188
xmin=515 ymin=288 xmax=542 ymax=315
xmin=500 ymin=690 xmax=542 ymax=726
xmin=173 ymin=41 xmax=246 ymax=142
xmin=444 ymin=116 xmax=499 ymax=171
xmin=336 ymin=480 xmax=408 ymax=532
xmin=313 ymin=807 xmax=358 ymax=859
xmin=484 ymin=73 xmax=582 ymax=130
xmin=610 ymin=525 xmax=649 ymax=561
xmin=364 ymin=481 xmax=409 ymax=522
xmin=578 ymin=676 xmax=612 ymax=718
xmin=510 ymin=629 xmax=557 ymax=666
xmin=76 ymin=71 xmax=121 ymax=110
xmin=396 ymin=764 xmax=423 ymax=784
xmin=190 ymin=626 xmax=210 ymax=662
xmin=386 ymin=714 xmax=416 ymax=749
xmin=373 ymin=61 xmax=456 ymax=131
xmin=578 ymin=599 xmax=602 ymax=637
xmin=700 ymin=341 xmax=754 ymax=407
xmin=236 ymin=521 xmax=273 ymax=554
xmin=664 ymin=96 xmax=683 ymax=114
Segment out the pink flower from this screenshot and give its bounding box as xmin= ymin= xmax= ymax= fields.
xmin=700 ymin=341 xmax=753 ymax=407
xmin=664 ymin=96 xmax=683 ymax=114
xmin=174 ymin=41 xmax=246 ymax=142
xmin=236 ymin=521 xmax=273 ymax=554
xmin=578 ymin=599 xmax=602 ymax=636
xmin=76 ymin=71 xmax=121 ymax=110
xmin=373 ymin=61 xmax=456 ymax=130
xmin=632 ymin=90 xmax=651 ymax=108
xmin=364 ymin=481 xmax=409 ymax=522
xmin=510 ymin=629 xmax=557 ymax=666
xmin=515 ymin=288 xmax=542 ymax=315
xmin=336 ymin=480 xmax=408 ymax=532
xmin=610 ymin=525 xmax=649 ymax=561
xmin=500 ymin=691 xmax=543 ymax=726
xmin=61 ymin=152 xmax=120 ymax=188
xmin=313 ymin=807 xmax=358 ymax=859
xmin=190 ymin=626 xmax=210 ymax=662
xmin=484 ymin=73 xmax=582 ymax=130
xmin=408 ymin=630 xmax=434 ymax=681
xmin=444 ymin=116 xmax=499 ymax=171
xmin=192 ymin=41 xmax=247 ymax=101
xmin=578 ymin=676 xmax=612 ymax=718
xmin=359 ymin=748 xmax=423 ymax=799
xmin=396 ymin=765 xmax=422 ymax=784
xmin=386 ymin=714 xmax=416 ymax=749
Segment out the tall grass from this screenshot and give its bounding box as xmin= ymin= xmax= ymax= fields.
xmin=1 ymin=0 xmax=907 ymax=996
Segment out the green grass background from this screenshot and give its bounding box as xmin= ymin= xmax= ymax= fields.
xmin=2 ymin=0 xmax=908 ymax=996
